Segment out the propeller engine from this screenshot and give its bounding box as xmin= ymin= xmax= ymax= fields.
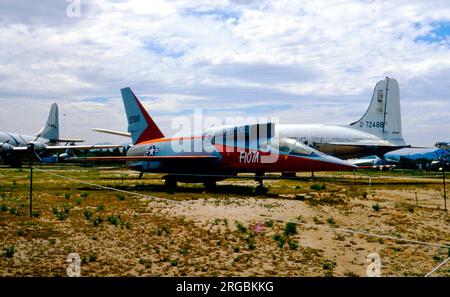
xmin=0 ymin=142 xmax=21 ymax=167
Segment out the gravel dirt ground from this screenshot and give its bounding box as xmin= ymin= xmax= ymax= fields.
xmin=0 ymin=166 xmax=449 ymax=277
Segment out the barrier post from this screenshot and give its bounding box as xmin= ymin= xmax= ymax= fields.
xmin=27 ymin=143 xmax=34 ymax=218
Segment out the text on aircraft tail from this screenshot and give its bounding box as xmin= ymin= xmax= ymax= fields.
xmin=121 ymin=87 xmax=164 ymax=145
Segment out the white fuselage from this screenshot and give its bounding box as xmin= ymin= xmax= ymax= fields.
xmin=277 ymin=124 xmax=406 ymax=159
xmin=0 ymin=132 xmax=51 ymax=148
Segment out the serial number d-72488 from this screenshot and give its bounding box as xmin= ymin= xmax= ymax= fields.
xmin=359 ymin=121 xmax=384 ymax=128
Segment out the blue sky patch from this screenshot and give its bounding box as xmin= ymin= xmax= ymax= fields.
xmin=83 ymin=97 xmax=110 ymax=103
xmin=415 ymin=21 xmax=450 ymax=44
xmin=143 ymin=39 xmax=185 ymax=58
xmin=155 ymin=104 xmax=292 ymax=117
xmin=182 ymin=8 xmax=240 ymax=24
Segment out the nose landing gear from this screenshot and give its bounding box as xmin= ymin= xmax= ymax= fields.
xmin=255 ymin=173 xmax=268 ymax=195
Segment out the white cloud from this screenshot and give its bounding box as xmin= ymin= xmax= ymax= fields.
xmin=0 ymin=0 xmax=449 ymax=146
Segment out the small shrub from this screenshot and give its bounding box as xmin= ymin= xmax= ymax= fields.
xmin=61 ymin=203 xmax=71 ymax=214
xmin=31 ymin=210 xmax=40 ymax=218
xmin=92 ymin=215 xmax=104 ymax=226
xmin=96 ymin=204 xmax=105 ymax=212
xmin=284 ymin=222 xmax=297 ymax=236
xmin=55 ymin=211 xmax=68 ymax=221
xmin=313 ymin=216 xmax=324 ymax=224
xmin=233 ymin=247 xmax=240 ymax=253
xmin=116 ymin=194 xmax=125 ymax=201
xmin=273 ymin=233 xmax=286 ymax=247
xmin=296 ymin=215 xmax=306 ymax=223
xmin=81 ymin=254 xmax=97 ymax=264
xmin=322 ymin=260 xmax=336 ymax=270
xmin=80 ymin=192 xmax=89 ymax=198
xmin=107 ymin=215 xmax=119 ymax=226
xmin=326 ymin=217 xmax=336 ymax=227
xmin=180 ymin=247 xmax=189 ymax=256
xmin=0 ymin=204 xmax=7 ymax=212
xmin=75 ymin=198 xmax=83 ymax=205
xmin=64 ymin=193 xmax=71 ymax=200
xmin=277 ymin=236 xmax=286 ymax=248
xmin=156 ymin=225 xmax=170 ymax=235
xmin=235 ymin=221 xmax=247 ymax=233
xmin=372 ymin=203 xmax=380 ymax=211
xmin=9 ymin=207 xmax=18 ymax=215
xmin=121 ymin=221 xmax=131 ymax=229
xmin=311 ymin=183 xmax=326 ymax=191
xmin=289 ymin=240 xmax=298 ymax=250
xmin=247 ymin=238 xmax=255 ymax=250
xmin=433 ymin=254 xmax=442 ymax=262
xmin=5 ymin=245 xmax=15 ymax=258
xmin=83 ymin=209 xmax=92 ymax=220
xmin=88 ymin=254 xmax=97 ymax=262
xmin=171 ymin=259 xmax=178 ymax=266
xmin=265 ymin=220 xmax=274 ymax=228
xmin=162 ymin=225 xmax=170 ymax=234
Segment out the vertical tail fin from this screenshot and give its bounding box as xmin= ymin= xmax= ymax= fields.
xmin=37 ymin=103 xmax=59 ymax=141
xmin=349 ymin=77 xmax=405 ymax=145
xmin=120 ymin=87 xmax=164 ymax=144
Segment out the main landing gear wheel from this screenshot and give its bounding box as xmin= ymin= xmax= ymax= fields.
xmin=164 ymin=178 xmax=177 ymax=193
xmin=255 ymin=178 xmax=268 ymax=195
xmin=203 ymin=181 xmax=217 ymax=192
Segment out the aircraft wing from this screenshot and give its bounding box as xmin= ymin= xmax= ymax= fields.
xmin=44 ymin=144 xmax=123 ymax=150
xmin=91 ymin=128 xmax=131 ymax=138
xmin=327 ymin=142 xmax=409 ymax=147
xmin=328 ymin=143 xmax=436 ymax=150
xmin=84 ymin=155 xmax=218 ymax=161
xmin=55 ymin=138 xmax=85 ymax=143
xmin=12 ymin=144 xmax=122 ymax=151
xmin=10 ymin=146 xmax=28 ymax=151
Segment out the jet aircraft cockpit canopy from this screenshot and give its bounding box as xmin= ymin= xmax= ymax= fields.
xmin=261 ymin=137 xmax=322 ymax=157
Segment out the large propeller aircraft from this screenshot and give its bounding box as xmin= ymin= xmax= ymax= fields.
xmin=86 ymin=88 xmax=356 ymax=191
xmin=278 ymin=77 xmax=409 ymax=159
xmin=0 ymin=103 xmax=120 ymax=167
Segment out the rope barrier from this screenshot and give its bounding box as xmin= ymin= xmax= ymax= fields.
xmin=33 ymin=166 xmax=450 ymax=249
xmin=425 ymin=257 xmax=450 ymax=277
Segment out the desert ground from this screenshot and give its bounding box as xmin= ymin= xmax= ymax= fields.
xmin=0 ymin=165 xmax=449 ymax=277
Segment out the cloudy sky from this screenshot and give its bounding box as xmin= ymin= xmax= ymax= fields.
xmin=0 ymin=0 xmax=449 ymax=146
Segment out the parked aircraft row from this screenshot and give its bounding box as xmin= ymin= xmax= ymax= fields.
xmin=85 ymin=77 xmax=410 ymax=189
xmin=1 ymin=77 xmax=412 ymax=190
xmin=0 ymin=103 xmax=120 ymax=167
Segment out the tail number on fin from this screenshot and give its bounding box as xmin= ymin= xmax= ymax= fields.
xmin=129 ymin=115 xmax=140 ymax=124
xmin=359 ymin=121 xmax=385 ymax=129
